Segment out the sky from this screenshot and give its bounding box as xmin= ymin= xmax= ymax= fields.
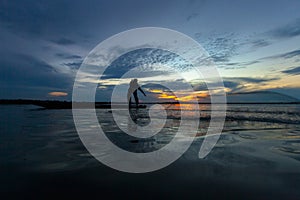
xmin=0 ymin=0 xmax=300 ymax=101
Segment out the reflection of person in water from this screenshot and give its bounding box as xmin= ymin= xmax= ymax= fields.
xmin=127 ymin=78 xmax=146 ymax=108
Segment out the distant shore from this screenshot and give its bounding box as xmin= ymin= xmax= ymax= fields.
xmin=1 ymin=99 xmax=300 ymax=109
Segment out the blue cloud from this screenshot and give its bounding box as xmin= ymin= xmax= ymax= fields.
xmin=222 ymin=60 xmax=261 ymax=69
xmin=186 ymin=13 xmax=198 ymax=21
xmin=269 ymin=18 xmax=300 ymax=39
xmin=280 ymin=50 xmax=300 ymax=59
xmin=195 ymin=33 xmax=241 ymax=64
xmin=282 ymin=66 xmax=300 ymax=75
xmin=262 ymin=49 xmax=300 ymax=60
xmin=63 ymin=61 xmax=83 ymax=70
xmin=55 ymin=53 xmax=82 ymax=59
xmin=101 ymin=48 xmax=191 ymax=79
xmin=0 ymin=53 xmax=73 ymax=98
xmin=228 ymin=77 xmax=279 ymax=83
xmin=192 ymin=77 xmax=279 ymax=93
xmin=251 ymin=39 xmax=270 ymax=48
xmin=52 ymin=38 xmax=76 ymax=46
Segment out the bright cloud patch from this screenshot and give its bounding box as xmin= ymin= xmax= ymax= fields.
xmin=48 ymin=92 xmax=68 ymax=97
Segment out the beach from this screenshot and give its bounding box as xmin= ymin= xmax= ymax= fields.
xmin=1 ymin=104 xmax=300 ymax=199
xmin=1 ymin=0 xmax=300 ymax=199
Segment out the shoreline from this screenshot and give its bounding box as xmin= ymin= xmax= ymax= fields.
xmin=1 ymin=99 xmax=300 ymax=110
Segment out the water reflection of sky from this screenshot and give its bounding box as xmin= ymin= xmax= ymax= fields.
xmin=1 ymin=104 xmax=300 ymax=173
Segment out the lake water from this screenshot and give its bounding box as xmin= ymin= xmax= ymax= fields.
xmin=1 ymin=104 xmax=300 ymax=199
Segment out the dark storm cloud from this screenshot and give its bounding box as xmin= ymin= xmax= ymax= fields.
xmin=282 ymin=66 xmax=300 ymax=75
xmin=0 ymin=53 xmax=73 ymax=98
xmin=269 ymin=18 xmax=300 ymax=39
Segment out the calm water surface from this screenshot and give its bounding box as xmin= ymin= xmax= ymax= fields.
xmin=1 ymin=104 xmax=300 ymax=199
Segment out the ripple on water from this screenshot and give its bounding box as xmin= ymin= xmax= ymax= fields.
xmin=36 ymin=159 xmax=98 ymax=172
xmin=238 ymin=133 xmax=257 ymax=139
xmin=289 ymin=130 xmax=300 ymax=134
xmin=41 ymin=162 xmax=69 ymax=171
xmin=282 ymin=130 xmax=300 ymax=139
xmin=218 ymin=134 xmax=240 ymax=145
xmin=278 ymin=140 xmax=300 ymax=154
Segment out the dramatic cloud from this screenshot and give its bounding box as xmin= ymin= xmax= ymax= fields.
xmin=280 ymin=49 xmax=300 ymax=59
xmin=222 ymin=60 xmax=260 ymax=69
xmin=100 ymin=48 xmax=191 ymax=79
xmin=0 ymin=52 xmax=73 ymax=99
xmin=55 ymin=53 xmax=82 ymax=59
xmin=226 ymin=77 xmax=280 ymax=83
xmin=63 ymin=61 xmax=83 ymax=70
xmin=250 ymin=39 xmax=271 ymax=48
xmin=192 ymin=76 xmax=280 ymax=94
xmin=196 ymin=33 xmax=240 ymax=63
xmin=262 ymin=49 xmax=300 ymax=60
xmin=269 ymin=18 xmax=300 ymax=39
xmin=1 ymin=0 xmax=300 ymax=100
xmin=282 ymin=66 xmax=300 ymax=75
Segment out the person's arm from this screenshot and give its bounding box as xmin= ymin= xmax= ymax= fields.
xmin=138 ymin=87 xmax=146 ymax=96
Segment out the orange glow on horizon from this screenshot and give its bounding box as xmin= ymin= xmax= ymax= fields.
xmin=156 ymin=91 xmax=209 ymax=102
xmin=48 ymin=92 xmax=68 ymax=97
xmin=148 ymin=89 xmax=164 ymax=93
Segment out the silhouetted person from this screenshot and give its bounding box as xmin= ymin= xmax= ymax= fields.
xmin=127 ymin=78 xmax=146 ymax=108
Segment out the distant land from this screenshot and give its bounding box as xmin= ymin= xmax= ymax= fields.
xmin=0 ymin=91 xmax=299 ymax=109
xmin=226 ymin=91 xmax=300 ymax=103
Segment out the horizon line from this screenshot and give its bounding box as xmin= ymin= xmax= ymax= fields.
xmin=1 ymin=99 xmax=300 ymax=105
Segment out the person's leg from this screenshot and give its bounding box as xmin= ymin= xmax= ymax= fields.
xmin=128 ymin=96 xmax=132 ymax=108
xmin=133 ymin=90 xmax=139 ymax=107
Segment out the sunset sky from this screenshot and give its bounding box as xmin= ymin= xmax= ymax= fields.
xmin=0 ymin=0 xmax=300 ymax=101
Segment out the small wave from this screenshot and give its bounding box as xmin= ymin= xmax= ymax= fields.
xmin=225 ymin=109 xmax=300 ymax=115
xmin=278 ymin=146 xmax=300 ymax=154
xmin=224 ymin=115 xmax=300 ymax=125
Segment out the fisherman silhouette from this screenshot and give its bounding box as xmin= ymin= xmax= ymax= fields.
xmin=127 ymin=78 xmax=146 ymax=108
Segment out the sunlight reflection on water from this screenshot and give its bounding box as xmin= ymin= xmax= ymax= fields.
xmin=1 ymin=104 xmax=300 ymax=173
